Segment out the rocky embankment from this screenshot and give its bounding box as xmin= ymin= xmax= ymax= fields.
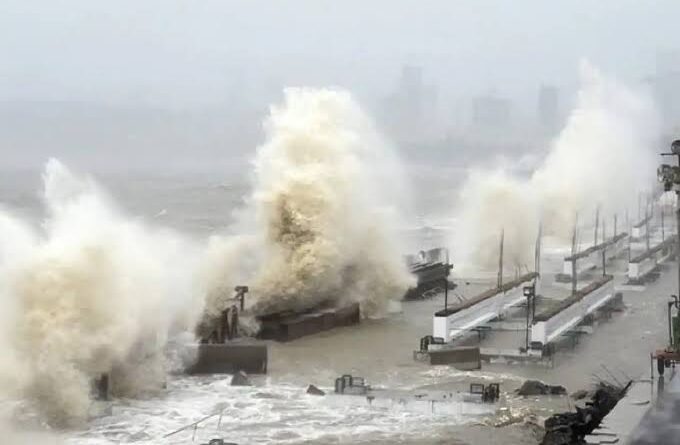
xmin=540 ymin=381 xmax=631 ymax=445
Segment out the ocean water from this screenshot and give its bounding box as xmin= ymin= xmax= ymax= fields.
xmin=0 ymin=167 xmax=674 ymax=444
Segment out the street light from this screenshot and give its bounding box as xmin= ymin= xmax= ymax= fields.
xmin=234 ymin=285 xmax=248 ymax=311
xmin=523 ymin=284 xmax=536 ymax=351
xmin=658 ymin=164 xmax=675 ymax=190
xmin=672 ymin=139 xmax=680 ymax=154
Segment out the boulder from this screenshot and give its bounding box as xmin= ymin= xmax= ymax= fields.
xmin=540 ymin=381 xmax=631 ymax=445
xmin=517 ymin=380 xmax=567 ymax=396
xmin=570 ymin=389 xmax=590 ymax=400
xmin=230 ymin=371 xmax=252 ymax=386
xmin=306 ymin=384 xmax=325 ymax=396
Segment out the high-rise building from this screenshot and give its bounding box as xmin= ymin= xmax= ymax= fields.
xmin=537 ymin=85 xmax=559 ymax=132
xmin=382 ymin=65 xmax=438 ymax=145
xmin=399 ymin=65 xmax=424 ymax=102
xmin=471 ymin=94 xmax=511 ymax=128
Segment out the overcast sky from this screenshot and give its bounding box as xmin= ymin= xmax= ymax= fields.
xmin=2 ymin=0 xmax=679 ymax=109
xmin=2 ymin=1 xmax=680 ymax=172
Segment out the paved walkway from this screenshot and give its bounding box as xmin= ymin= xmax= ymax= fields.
xmin=586 ymin=370 xmax=680 ymax=444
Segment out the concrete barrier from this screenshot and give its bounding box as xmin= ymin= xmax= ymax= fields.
xmin=627 ymin=235 xmax=676 ymax=284
xmin=426 ymin=346 xmax=481 ymax=370
xmin=188 ymin=342 xmax=268 ymax=374
xmin=257 ymin=303 xmax=360 ymax=342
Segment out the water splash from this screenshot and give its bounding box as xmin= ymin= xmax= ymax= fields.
xmin=454 ymin=61 xmax=660 ymax=273
xmin=205 ymin=88 xmax=414 ymax=319
xmin=0 ymin=160 xmax=201 ymax=426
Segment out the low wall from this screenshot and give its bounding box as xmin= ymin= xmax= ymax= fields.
xmin=188 ymin=342 xmax=268 ymax=374
xmin=258 ymin=303 xmax=360 ymax=342
xmin=427 ymin=346 xmax=481 ymax=370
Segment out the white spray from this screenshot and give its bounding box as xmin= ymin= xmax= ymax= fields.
xmin=205 ymin=88 xmax=413 ymax=319
xmin=455 ymin=61 xmax=660 ymax=273
xmin=0 ymin=160 xmax=201 ymax=426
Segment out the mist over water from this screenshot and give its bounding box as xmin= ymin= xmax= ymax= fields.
xmin=454 ymin=62 xmax=660 ymax=273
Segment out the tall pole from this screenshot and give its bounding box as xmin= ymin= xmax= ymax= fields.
xmin=662 ymin=201 xmax=665 ymax=241
xmin=535 ymin=222 xmax=542 ymax=278
xmin=614 ymin=213 xmax=618 ymax=238
xmin=534 ymin=222 xmax=542 ymax=322
xmin=571 ymin=213 xmax=578 ymax=256
xmin=525 ymin=292 xmax=531 ymax=351
xmin=625 ymin=209 xmax=632 ymax=261
xmin=444 ymin=249 xmax=449 ymax=310
xmin=594 ymin=205 xmax=600 ymax=247
xmin=646 ymin=211 xmax=651 ymax=252
xmin=644 ymin=196 xmax=650 ymax=252
xmin=572 ymin=258 xmax=577 ymax=296
xmin=602 ymin=220 xmax=607 ymax=275
xmin=498 ymin=229 xmax=504 ymax=289
xmin=638 ymin=193 xmax=642 ymax=221
xmin=571 ymin=220 xmax=578 ymax=296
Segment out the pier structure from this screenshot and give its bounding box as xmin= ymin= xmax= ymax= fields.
xmin=432 ymin=272 xmax=538 ymax=343
xmin=626 ymin=235 xmax=677 ymax=284
xmin=631 ymin=215 xmax=651 ymax=242
xmin=530 ymin=275 xmax=618 ymax=355
xmin=189 ymin=286 xmax=268 ymax=375
xmin=556 ymin=233 xmax=628 ymax=284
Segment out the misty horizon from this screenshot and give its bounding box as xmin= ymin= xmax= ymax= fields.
xmin=2 ymin=1 xmax=680 ymax=172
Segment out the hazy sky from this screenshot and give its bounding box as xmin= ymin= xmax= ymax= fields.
xmin=2 ymin=0 xmax=679 ymax=108
xmin=2 ymin=0 xmax=680 ymax=172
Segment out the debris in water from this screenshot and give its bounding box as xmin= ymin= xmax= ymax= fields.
xmin=516 ymin=380 xmax=567 ymax=396
xmin=230 ymin=371 xmax=252 ymax=386
xmin=306 ymin=385 xmax=325 ymax=396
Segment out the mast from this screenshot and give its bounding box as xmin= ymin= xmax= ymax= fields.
xmin=497 ymin=228 xmax=504 ymax=289
xmin=614 ymin=213 xmax=618 ymax=238
xmin=594 ymin=205 xmax=600 ymax=246
xmin=571 ymin=217 xmax=578 ymax=296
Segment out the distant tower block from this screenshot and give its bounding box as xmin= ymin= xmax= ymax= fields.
xmin=538 ymin=85 xmax=559 ymax=132
xmin=472 ymin=94 xmax=511 ymax=128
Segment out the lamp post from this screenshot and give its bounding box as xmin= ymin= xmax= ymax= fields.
xmin=234 ymin=285 xmax=248 ymax=311
xmin=523 ymin=284 xmax=536 ymax=351
xmin=443 ymin=248 xmax=453 ymax=311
